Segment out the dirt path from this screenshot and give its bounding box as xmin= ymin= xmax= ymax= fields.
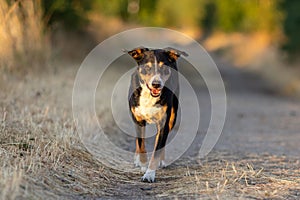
xmin=212 ymin=55 xmax=300 ymax=157
xmin=90 ymin=50 xmax=300 ymax=198
xmin=1 ymin=51 xmax=300 ymax=199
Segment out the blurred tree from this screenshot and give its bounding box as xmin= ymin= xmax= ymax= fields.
xmin=153 ymin=0 xmax=203 ymax=28
xmin=94 ymin=0 xmax=203 ymax=29
xmin=214 ymin=0 xmax=244 ymax=32
xmin=201 ymin=1 xmax=217 ymax=35
xmin=201 ymin=0 xmax=281 ymax=33
xmin=138 ymin=0 xmax=158 ymax=25
xmin=93 ymin=0 xmax=128 ymax=20
xmin=38 ymin=0 xmax=299 ymax=60
xmin=43 ymin=0 xmax=93 ymax=30
xmin=280 ymin=0 xmax=300 ymax=58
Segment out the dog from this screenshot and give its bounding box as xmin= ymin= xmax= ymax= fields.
xmin=125 ymin=47 xmax=188 ymax=182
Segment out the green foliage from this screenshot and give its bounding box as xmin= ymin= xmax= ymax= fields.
xmin=93 ymin=0 xmax=128 ymax=20
xmin=152 ymin=0 xmax=204 ymax=28
xmin=94 ymin=0 xmax=204 ymax=28
xmin=214 ymin=0 xmax=244 ymax=32
xmin=201 ymin=0 xmax=281 ymax=33
xmin=42 ymin=0 xmax=93 ymax=30
xmin=138 ymin=0 xmax=158 ymax=25
xmin=201 ymin=1 xmax=217 ymax=33
xmin=39 ymin=0 xmax=299 ymax=58
xmin=280 ymin=0 xmax=300 ymax=57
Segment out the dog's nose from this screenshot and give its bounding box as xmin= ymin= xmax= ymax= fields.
xmin=151 ymin=81 xmax=162 ymax=89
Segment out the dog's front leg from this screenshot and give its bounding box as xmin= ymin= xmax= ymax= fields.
xmin=134 ymin=123 xmax=147 ymax=172
xmin=142 ymin=123 xmax=169 ymax=182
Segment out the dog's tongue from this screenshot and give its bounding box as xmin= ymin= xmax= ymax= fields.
xmin=151 ymin=88 xmax=160 ymax=95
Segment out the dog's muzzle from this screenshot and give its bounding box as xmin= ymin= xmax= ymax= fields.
xmin=147 ymin=79 xmax=163 ymax=97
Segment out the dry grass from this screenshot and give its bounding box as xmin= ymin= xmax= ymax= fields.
xmin=0 ymin=0 xmax=48 ymax=72
xmin=0 ymin=66 xmax=116 ymax=199
xmin=1 ymin=2 xmax=299 ymax=198
xmin=0 ymin=64 xmax=299 ymax=199
xmin=174 ymin=153 xmax=300 ymax=199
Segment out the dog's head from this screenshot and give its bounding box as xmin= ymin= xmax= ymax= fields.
xmin=125 ymin=47 xmax=188 ymax=97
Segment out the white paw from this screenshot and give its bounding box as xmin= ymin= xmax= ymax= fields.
xmin=134 ymin=154 xmax=141 ymax=167
xmin=159 ymin=160 xmax=166 ymax=168
xmin=141 ymin=169 xmax=156 ymax=183
xmin=141 ymin=166 xmax=147 ymax=172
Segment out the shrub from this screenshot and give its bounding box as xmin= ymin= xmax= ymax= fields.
xmin=0 ymin=0 xmax=48 ymax=71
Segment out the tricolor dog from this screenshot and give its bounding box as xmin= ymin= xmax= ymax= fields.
xmin=125 ymin=47 xmax=188 ymax=182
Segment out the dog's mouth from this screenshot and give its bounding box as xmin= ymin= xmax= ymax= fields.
xmin=147 ymin=84 xmax=161 ymax=97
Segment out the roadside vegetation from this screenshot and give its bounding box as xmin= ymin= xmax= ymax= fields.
xmin=0 ymin=0 xmax=300 ymax=199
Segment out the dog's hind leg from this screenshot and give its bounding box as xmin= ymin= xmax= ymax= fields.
xmin=134 ymin=123 xmax=147 ymax=172
xmin=159 ymin=147 xmax=166 ymax=168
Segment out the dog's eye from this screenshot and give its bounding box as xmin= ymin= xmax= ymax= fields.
xmin=142 ymin=65 xmax=151 ymax=72
xmin=145 ymin=64 xmax=151 ymax=69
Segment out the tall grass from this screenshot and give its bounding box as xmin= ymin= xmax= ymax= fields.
xmin=0 ymin=0 xmax=48 ymax=71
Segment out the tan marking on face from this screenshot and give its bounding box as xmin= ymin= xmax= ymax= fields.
xmin=168 ymin=107 xmax=176 ymax=130
xmin=138 ymin=62 xmax=154 ymax=84
xmin=145 ymin=62 xmax=152 ymax=67
xmin=158 ymin=61 xmax=164 ymax=67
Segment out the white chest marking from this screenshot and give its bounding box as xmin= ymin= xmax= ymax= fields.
xmin=134 ymin=84 xmax=166 ymax=124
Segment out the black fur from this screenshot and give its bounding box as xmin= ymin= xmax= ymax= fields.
xmin=125 ymin=47 xmax=187 ymax=182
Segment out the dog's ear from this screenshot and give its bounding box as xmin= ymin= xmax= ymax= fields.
xmin=164 ymin=47 xmax=188 ymax=62
xmin=123 ymin=47 xmax=149 ymax=62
